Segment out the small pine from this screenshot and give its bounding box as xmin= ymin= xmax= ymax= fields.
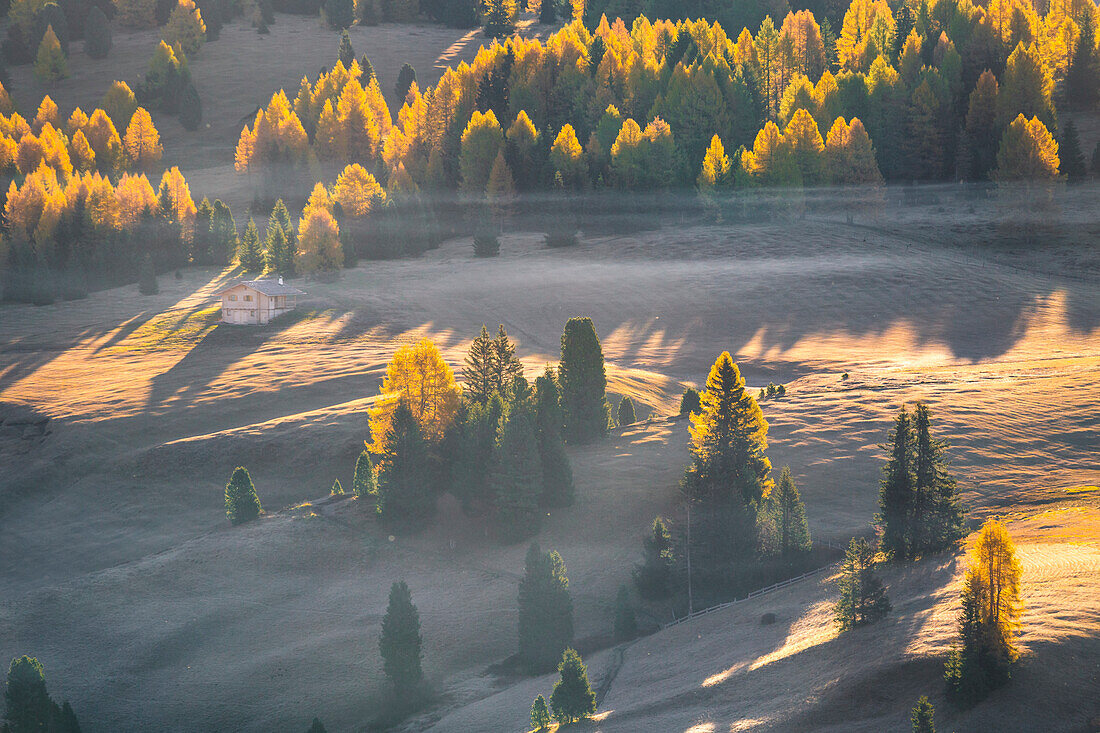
xmin=911 ymin=696 xmax=935 ymax=733
xmin=395 ymin=62 xmax=416 ymax=101
xmin=225 ymin=466 xmax=262 ymax=525
xmin=352 ymin=449 xmax=377 ymax=498
xmin=550 ymin=648 xmax=596 ymax=724
xmin=238 ymin=218 xmax=264 ymax=272
xmin=679 ymin=386 xmax=701 ymax=416
xmin=835 ymin=537 xmax=891 ymax=630
xmin=360 ymin=55 xmax=375 ymax=81
xmin=530 ymin=694 xmax=552 ymax=730
xmin=617 ymin=395 xmax=636 ymax=426
xmin=331 ymin=478 xmax=344 ymax=495
xmin=306 ymin=718 xmax=326 ymax=733
xmin=338 ymin=29 xmax=354 ymax=67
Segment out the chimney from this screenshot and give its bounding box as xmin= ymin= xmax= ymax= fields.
xmin=278 ymin=276 xmax=284 ymax=285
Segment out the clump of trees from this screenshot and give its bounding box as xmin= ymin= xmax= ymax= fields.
xmin=549 ymin=648 xmax=596 ymax=724
xmin=4 ymin=655 xmax=81 ymax=733
xmin=878 ymin=403 xmax=965 ymax=561
xmin=225 ymin=466 xmax=263 ymax=524
xmin=945 ymin=518 xmax=1022 ymax=704
xmin=834 ymin=537 xmax=891 ymax=630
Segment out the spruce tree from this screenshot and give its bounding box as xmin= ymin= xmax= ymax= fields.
xmin=633 ymin=516 xmax=675 ymax=599
xmin=360 ymin=55 xmax=375 ymax=81
xmin=306 ymin=719 xmax=326 ymax=733
xmin=558 ymin=317 xmax=611 ymax=444
xmin=617 ymin=395 xmax=636 ymax=425
xmin=483 ymin=0 xmax=516 ymax=38
xmin=225 ymin=466 xmax=262 ymax=525
xmin=268 ymin=199 xmax=296 ymax=276
xmin=337 ymin=29 xmax=354 ymax=67
xmin=518 ymin=543 xmax=574 ymax=672
xmin=395 ymin=62 xmax=416 ymax=101
xmin=910 ymin=696 xmax=935 ymax=733
xmin=549 ymin=648 xmax=596 ymax=724
xmin=449 ymin=392 xmax=504 ymax=513
xmin=534 ymin=371 xmax=574 ymax=507
xmin=835 ymin=537 xmax=891 ymax=630
xmin=4 ymin=656 xmax=53 ymax=733
xmin=212 ymin=200 xmax=237 ymax=265
xmin=613 ymin=584 xmax=637 ymax=641
xmin=83 ymin=5 xmax=111 ymax=58
xmin=911 ymin=403 xmax=964 ymax=555
xmin=538 ymin=0 xmax=556 ymax=24
xmin=376 ymin=401 xmax=434 ymax=522
xmin=463 ymin=325 xmax=496 ymax=404
xmin=264 ymin=220 xmax=289 ymax=276
xmin=179 ymin=83 xmax=202 ymax=131
xmin=530 ymin=694 xmax=552 ymax=730
xmin=492 ymin=324 xmax=523 ymax=395
xmin=331 ymin=478 xmax=343 ymax=495
xmin=324 ymin=0 xmax=353 ymax=28
xmin=879 ymin=407 xmax=915 ymax=560
xmin=1065 ymin=21 xmax=1099 ymax=111
xmin=679 ymin=386 xmax=701 ymax=416
xmin=1059 ymin=119 xmax=1087 ymax=183
xmin=379 ymin=580 xmax=423 ymax=693
xmin=238 ymin=218 xmax=264 ymax=272
xmin=193 ymin=197 xmax=215 ymax=264
xmin=773 ymin=466 xmax=811 ymax=555
xmin=491 ymin=403 xmax=543 ymax=543
xmin=352 ymin=449 xmax=376 ymax=498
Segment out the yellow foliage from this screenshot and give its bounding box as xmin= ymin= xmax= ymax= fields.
xmin=295 ymin=206 xmax=342 ymax=275
xmin=115 ymin=173 xmax=158 ymax=227
xmin=163 ymin=0 xmax=206 ymax=54
xmin=116 ymin=0 xmax=157 ymax=27
xmin=964 ymin=519 xmax=1023 ymax=661
xmin=70 ymin=129 xmax=96 ymax=171
xmin=124 ymin=107 xmax=164 ymax=171
xmin=33 ymin=95 xmax=59 ymax=133
xmin=84 ymin=109 xmax=124 ymax=172
xmin=34 ymin=25 xmax=68 ymax=83
xmin=332 ymin=164 xmax=385 ymax=217
xmin=157 ymin=166 xmax=197 ymax=232
xmin=367 ymin=338 xmax=462 ymax=452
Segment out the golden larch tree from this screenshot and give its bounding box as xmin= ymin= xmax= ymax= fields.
xmin=367 ymin=338 xmax=462 ymax=452
xmin=124 ymin=107 xmax=164 ymax=171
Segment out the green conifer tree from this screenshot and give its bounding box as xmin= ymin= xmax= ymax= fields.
xmin=395 ymin=62 xmax=416 ymax=101
xmin=379 ymin=580 xmax=423 ymax=693
xmin=449 ymin=393 xmax=504 ymax=513
xmin=264 ymin=220 xmax=289 ymax=276
xmin=352 ymin=449 xmax=377 ymax=498
xmin=360 ymin=55 xmax=375 ymax=81
xmin=617 ymin=395 xmax=636 ymax=426
xmin=179 ymin=83 xmax=202 ymax=131
xmin=530 ymin=694 xmax=552 ymax=730
xmin=550 ymin=648 xmax=596 ymax=724
xmin=212 ymin=200 xmax=237 ymax=265
xmin=193 ymin=197 xmax=215 ymax=264
xmin=491 ymin=403 xmax=543 ymax=542
xmin=773 ymin=466 xmax=811 ymax=555
xmin=1059 ymin=119 xmax=1087 ymax=183
xmin=331 ymin=478 xmax=343 ymax=495
xmin=225 ymin=466 xmax=262 ymax=525
xmin=483 ymin=0 xmax=516 ymax=38
xmin=492 ymin=324 xmax=523 ymax=396
xmin=83 ymin=5 xmax=111 ymax=59
xmin=911 ymin=696 xmax=935 ymax=733
xmin=534 ymin=371 xmax=573 ymax=507
xmin=463 ymin=325 xmax=497 ymax=404
xmin=376 ymin=401 xmax=434 ymax=522
xmin=1065 ymin=21 xmax=1099 ymax=111
xmin=679 ymin=386 xmax=701 ymax=416
xmin=911 ymin=402 xmax=965 ymax=555
xmin=238 ymin=218 xmax=264 ymax=272
xmin=558 ymin=317 xmax=611 ymax=444
xmin=324 ymin=0 xmax=353 ymax=29
xmin=633 ymin=515 xmax=676 ymax=599
xmin=337 ymin=29 xmax=354 ymax=67
xmin=518 ymin=543 xmax=574 ymax=672
xmin=835 ymin=537 xmax=891 ymax=630
xmin=4 ymin=656 xmax=53 ymax=733
xmin=879 ymin=407 xmax=915 ymax=560
xmin=306 ymin=718 xmax=326 ymax=733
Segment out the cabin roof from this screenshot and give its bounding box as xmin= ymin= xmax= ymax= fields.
xmin=217 ymin=279 xmax=305 ymax=297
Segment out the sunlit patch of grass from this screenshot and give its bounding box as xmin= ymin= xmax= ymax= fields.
xmin=108 ymin=305 xmax=222 ymax=354
xmin=1065 ymin=485 xmax=1098 ymax=494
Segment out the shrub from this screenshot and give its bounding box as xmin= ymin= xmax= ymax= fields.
xmin=616 ymin=395 xmax=636 ymax=425
xmin=83 ymin=4 xmax=110 ymax=57
xmin=224 ymin=466 xmax=262 ymax=524
xmin=679 ymin=386 xmax=701 ymax=416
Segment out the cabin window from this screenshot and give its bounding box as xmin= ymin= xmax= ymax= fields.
xmin=244 ymin=295 xmax=253 ymax=302
xmin=250 ymin=310 xmax=255 ymax=317
xmin=228 ymin=295 xmax=237 ymax=301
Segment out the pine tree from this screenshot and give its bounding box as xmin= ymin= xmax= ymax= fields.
xmin=491 ymin=403 xmax=543 ymax=543
xmin=518 ymin=543 xmax=574 ymax=672
xmin=449 ymin=392 xmax=504 ymax=513
xmin=558 ymin=317 xmax=610 ymax=444
xmin=773 ymin=466 xmax=811 ymax=555
xmin=534 ymin=370 xmax=573 ymax=507
xmin=616 ymin=395 xmax=636 ymax=426
xmin=238 ymin=218 xmax=264 ymax=272
xmin=911 ymin=403 xmax=964 ymax=556
xmin=395 ymin=63 xmax=416 ymax=101
xmin=35 ymin=25 xmax=68 ymax=82
xmin=530 ymin=694 xmax=552 ymax=730
xmin=352 ymin=449 xmax=377 ymax=498
xmin=193 ymin=197 xmax=215 ymax=264
xmin=338 ymin=29 xmax=354 ymax=68
xmin=4 ymin=655 xmax=54 ymax=733
xmin=879 ymin=407 xmax=915 ymax=560
xmin=360 ymin=55 xmax=375 ymax=81
xmin=911 ymin=696 xmax=935 ymax=733
xmin=83 ymin=5 xmax=111 ymax=58
xmin=483 ymin=0 xmax=516 ymax=38
xmin=1064 ymin=21 xmax=1098 ymax=111
xmin=492 ymin=324 xmax=523 ymax=395
xmin=331 ymin=478 xmax=344 ymax=495
xmin=324 ymin=0 xmax=354 ymax=29
xmin=212 ymin=199 xmax=237 ymax=265
xmin=1059 ymin=119 xmax=1087 ymax=183
xmin=679 ymin=386 xmax=701 ymax=416
xmin=379 ymin=580 xmax=423 ymax=693
xmin=964 ymin=70 xmax=999 ymax=180
xmin=613 ymin=584 xmax=637 ymax=641
xmin=835 ymin=537 xmax=891 ymax=630
xmin=633 ymin=515 xmax=675 ymax=599
xmin=264 ymin=220 xmax=289 ymax=275
xmin=138 ymin=252 xmax=158 ymax=295
xmin=376 ymin=401 xmax=434 ymax=522
xmin=945 ymin=519 xmax=1021 ymax=703
xmin=179 ymin=83 xmax=202 ymax=131
xmin=225 ymin=466 xmax=262 ymax=525
xmin=550 ymin=648 xmax=596 ymax=724
xmin=306 ymin=718 xmax=326 ymax=733
xmin=463 ymin=325 xmax=497 ymax=404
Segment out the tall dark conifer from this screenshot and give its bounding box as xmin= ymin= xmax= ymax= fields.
xmin=379 ymin=580 xmax=423 ymax=693
xmin=463 ymin=325 xmax=496 ymax=404
xmin=558 ymin=317 xmax=610 ymax=444
xmin=879 ymin=407 xmax=915 ymax=560
xmin=518 ymin=544 xmax=574 ymax=672
xmin=1059 ymin=119 xmax=1087 ymax=183
xmin=534 ymin=371 xmax=573 ymax=507
xmin=491 ymin=402 xmax=543 ymax=542
xmin=224 ymin=466 xmax=262 ymax=525
xmin=376 ymin=401 xmax=434 ymax=522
